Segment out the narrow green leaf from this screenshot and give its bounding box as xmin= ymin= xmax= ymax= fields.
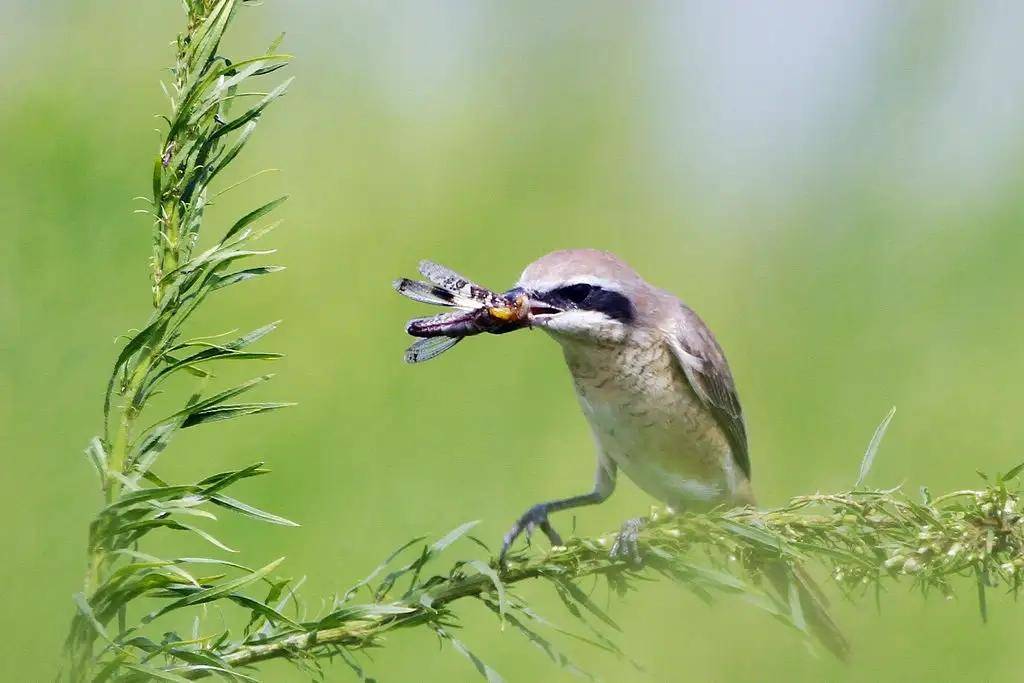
xmin=467 ymin=560 xmax=507 ymax=626
xmin=554 ymin=579 xmax=620 ymax=632
xmin=1002 ymin=461 xmax=1024 ymax=483
xmin=152 ymin=153 xmax=164 ymax=201
xmin=205 ymin=119 xmax=257 ymax=181
xmin=222 ymin=195 xmax=288 ymax=244
xmin=674 ymin=561 xmax=748 ymax=592
xmin=516 ymin=604 xmax=622 ymax=656
xmin=786 ymin=575 xmax=808 ymax=633
xmin=213 ymin=265 xmax=285 ymax=290
xmin=436 ymin=627 xmax=505 ymax=683
xmin=346 ymin=603 xmax=417 ymax=618
xmin=127 ymin=422 xmax=180 ymax=481
xmin=212 ymin=77 xmax=294 ymax=142
xmin=210 ymin=493 xmax=299 ymax=526
xmin=176 ymin=521 xmax=237 ymax=553
xmin=145 ymin=557 xmax=284 ymax=622
xmin=225 ymin=593 xmax=304 ymax=631
xmin=857 ymin=406 xmax=896 ymax=487
xmin=223 ymin=320 xmax=282 ymax=349
xmin=108 ymin=550 xmax=200 ymax=587
xmin=110 ymin=518 xmax=237 ymax=553
xmin=336 ymin=647 xmax=375 ymax=682
xmin=194 ymin=58 xmax=286 ymax=125
xmin=176 ymin=557 xmax=256 ymax=572
xmin=168 ymin=665 xmax=258 ymax=682
xmin=717 ymin=520 xmax=790 ymax=555
xmin=170 ymin=246 xmax=276 ymax=287
xmin=122 ymin=664 xmax=191 ymax=682
xmin=150 ymin=351 xmax=281 ymax=391
xmin=736 ymin=590 xmax=794 ymax=622
xmin=480 ymin=600 xmax=594 ymax=681
xmin=104 ymin=316 xmax=168 ymax=428
xmin=142 ymin=376 xmax=273 ymax=436
xmin=245 ymin=576 xmax=289 ymax=634
xmin=313 ymin=602 xmax=413 ymax=630
xmin=72 ymin=592 xmax=110 ymax=643
xmin=267 ymin=32 xmax=285 ymax=53
xmin=84 ymin=437 xmax=108 ymax=484
xmin=181 ymin=402 xmax=294 ymax=428
xmin=976 ymin=566 xmax=988 ymax=623
xmin=342 ymin=535 xmax=428 ymax=603
xmin=253 ymin=61 xmax=289 ymax=77
xmin=187 ymin=0 xmax=236 ymax=73
xmin=197 ymin=462 xmax=267 ymax=496
xmin=431 ymin=520 xmax=480 ymax=555
xmin=104 ymin=485 xmax=199 ymax=514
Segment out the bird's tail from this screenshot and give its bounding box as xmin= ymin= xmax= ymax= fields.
xmin=763 ymin=560 xmax=850 ymax=661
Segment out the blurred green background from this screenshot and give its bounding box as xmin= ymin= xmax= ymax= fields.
xmin=4 ymin=2 xmax=1024 ymax=680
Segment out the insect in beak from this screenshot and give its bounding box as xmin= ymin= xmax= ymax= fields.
xmin=486 ymin=294 xmax=529 ymax=323
xmin=394 ymin=261 xmax=537 ymax=362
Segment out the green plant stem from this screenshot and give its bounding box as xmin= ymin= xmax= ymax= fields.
xmin=86 ymin=359 xmax=150 ymax=597
xmin=205 ymin=563 xmax=560 ymax=674
xmin=106 ymin=358 xmax=153 ymax=498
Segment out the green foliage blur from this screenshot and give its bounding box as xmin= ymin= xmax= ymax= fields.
xmin=3 ymin=2 xmax=1023 ymax=680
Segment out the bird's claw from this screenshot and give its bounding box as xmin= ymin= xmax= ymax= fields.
xmin=609 ymin=516 xmax=646 ymax=565
xmin=499 ymin=503 xmax=563 ymax=565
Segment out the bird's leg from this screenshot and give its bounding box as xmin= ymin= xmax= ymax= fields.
xmin=499 ymin=458 xmax=616 ymax=565
xmin=609 ymin=516 xmax=648 ymax=565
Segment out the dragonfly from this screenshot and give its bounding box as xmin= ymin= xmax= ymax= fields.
xmin=393 ymin=260 xmax=530 ymax=362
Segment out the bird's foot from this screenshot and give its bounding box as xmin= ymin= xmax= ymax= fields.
xmin=610 ymin=516 xmax=647 ymax=565
xmin=499 ymin=503 xmax=563 ymax=565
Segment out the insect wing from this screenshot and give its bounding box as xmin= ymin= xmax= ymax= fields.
xmin=406 ymin=309 xmax=482 ymax=338
xmin=393 ymin=277 xmax=482 ymax=309
xmin=404 ymin=335 xmax=462 ymax=363
xmin=418 ymin=260 xmax=501 ymax=306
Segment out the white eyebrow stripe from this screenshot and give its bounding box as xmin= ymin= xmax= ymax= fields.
xmin=516 ymin=275 xmax=625 ymax=294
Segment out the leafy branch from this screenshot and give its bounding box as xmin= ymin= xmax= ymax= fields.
xmin=62 ymin=2 xmax=1024 ymax=682
xmin=64 ymin=1 xmax=294 ymax=679
xmin=166 ymin=470 xmax=1024 ymax=680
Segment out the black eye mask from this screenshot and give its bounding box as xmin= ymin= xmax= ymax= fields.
xmin=547 ymin=283 xmax=635 ymax=324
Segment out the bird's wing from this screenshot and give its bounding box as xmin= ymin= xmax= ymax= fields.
xmin=664 ymin=305 xmax=750 ymax=479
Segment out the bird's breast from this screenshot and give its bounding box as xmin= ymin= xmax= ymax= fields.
xmin=562 ymin=334 xmax=740 ymax=509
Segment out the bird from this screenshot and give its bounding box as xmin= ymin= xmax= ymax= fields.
xmin=491 ymin=248 xmax=849 ymax=660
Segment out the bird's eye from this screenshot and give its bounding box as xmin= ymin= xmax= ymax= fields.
xmin=543 ymin=283 xmax=635 ymax=323
xmin=555 ymin=283 xmax=594 ymax=304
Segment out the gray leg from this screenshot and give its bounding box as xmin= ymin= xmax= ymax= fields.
xmin=499 ymin=457 xmax=616 ymax=564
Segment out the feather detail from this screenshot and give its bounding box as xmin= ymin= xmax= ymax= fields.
xmin=665 ymin=304 xmax=751 ymax=480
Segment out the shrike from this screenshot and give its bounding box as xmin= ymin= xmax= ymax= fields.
xmin=397 ymin=248 xmax=848 ymax=658
xmin=498 ymin=249 xmax=753 ymax=559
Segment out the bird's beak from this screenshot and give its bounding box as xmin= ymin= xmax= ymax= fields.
xmin=525 ymin=296 xmax=563 ymax=318
xmin=489 ymin=288 xmax=562 ymax=329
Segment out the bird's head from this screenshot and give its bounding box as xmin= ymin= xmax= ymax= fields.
xmin=509 ymin=249 xmax=645 ymax=345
